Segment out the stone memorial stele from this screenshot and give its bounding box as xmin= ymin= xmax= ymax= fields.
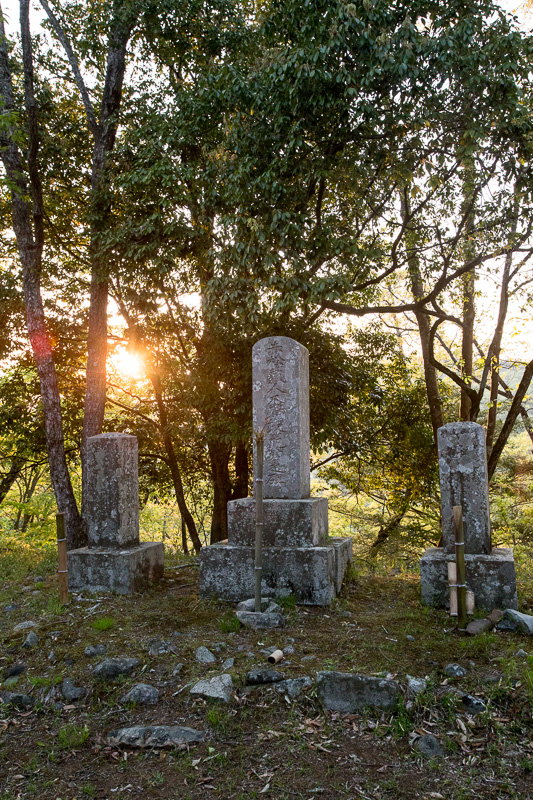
xmin=68 ymin=433 xmax=164 ymax=594
xmin=420 ymin=422 xmax=517 ymax=609
xmin=199 ymin=336 xmax=352 ymax=605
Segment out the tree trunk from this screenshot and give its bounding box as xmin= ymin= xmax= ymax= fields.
xmin=208 ymin=440 xmax=233 ymax=543
xmin=0 ymin=458 xmax=23 ymax=505
xmin=460 ymin=267 xmax=475 ymax=420
xmin=0 ymin=3 xmax=83 ymax=548
xmin=487 ymin=360 xmax=533 ymax=480
xmin=181 ymin=515 xmax=189 ymax=555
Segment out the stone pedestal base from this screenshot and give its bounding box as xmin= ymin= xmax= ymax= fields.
xmin=227 ymin=497 xmax=328 ymax=547
xmin=199 ymin=537 xmax=352 ymax=605
xmin=68 ymin=542 xmax=164 ymax=594
xmin=420 ymin=547 xmax=517 ymax=610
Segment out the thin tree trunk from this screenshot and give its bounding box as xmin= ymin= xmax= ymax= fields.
xmin=488 ymin=359 xmax=533 ymax=480
xmin=181 ymin=515 xmax=189 ymax=555
xmin=460 ymin=267 xmax=475 ymax=420
xmin=208 ymin=440 xmax=233 ymax=543
xmin=0 ymin=458 xmax=23 ymax=505
xmin=0 ymin=3 xmax=82 ymax=548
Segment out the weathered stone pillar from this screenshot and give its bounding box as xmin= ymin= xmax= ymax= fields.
xmin=68 ymin=433 xmax=164 ymax=594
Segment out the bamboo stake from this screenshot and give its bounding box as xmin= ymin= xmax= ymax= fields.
xmin=448 ymin=561 xmax=458 ymax=616
xmin=56 ymin=512 xmax=69 ymax=605
xmin=254 ymin=432 xmax=265 ymax=614
xmin=453 ymin=505 xmax=466 ymax=632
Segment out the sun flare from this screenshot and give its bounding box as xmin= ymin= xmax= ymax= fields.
xmin=110 ymin=348 xmax=145 ymax=381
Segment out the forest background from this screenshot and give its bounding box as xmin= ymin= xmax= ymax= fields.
xmin=1 ymin=0 xmax=533 ymax=581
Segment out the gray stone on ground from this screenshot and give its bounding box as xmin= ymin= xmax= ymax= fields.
xmin=120 ymin=683 xmax=159 ymax=705
xmin=273 ymin=676 xmax=313 ymax=698
xmin=316 ymin=672 xmax=400 ymax=712
xmin=414 ymin=734 xmax=444 ymax=757
xmin=84 ymin=644 xmax=107 ymax=658
xmin=503 ymin=609 xmax=533 ymax=635
xmin=0 ymin=690 xmax=34 ymax=708
xmin=283 ymin=644 xmax=295 ymax=655
xmin=4 ymin=663 xmax=26 ymax=679
xmin=5 ymin=604 xmax=18 ymax=612
xmin=461 ymin=694 xmax=486 ymax=715
xmin=93 ymin=657 xmax=140 ymax=680
xmin=406 ymin=675 xmax=427 ymax=696
xmin=516 ymin=648 xmax=528 ymax=659
xmin=190 ymin=674 xmax=233 ymax=703
xmin=222 ymin=658 xmax=234 ymax=670
xmin=488 ymin=609 xmax=503 ymax=625
xmin=14 ymin=621 xmax=38 ymax=632
xmin=236 ymin=611 xmax=285 ymax=630
xmin=246 ymin=668 xmax=285 ymax=685
xmin=195 ymin=646 xmax=216 ymax=664
xmin=22 ymin=631 xmax=39 ymax=649
xmin=172 ymin=663 xmax=184 ymax=676
xmin=444 ymin=663 xmax=467 ymax=678
xmin=495 ymin=618 xmax=519 ymax=632
xmin=147 ymin=639 xmax=173 ymax=656
xmin=406 ymin=635 xmax=415 ymax=642
xmin=107 ymin=725 xmax=204 ymax=749
xmin=466 ymin=619 xmax=493 ymax=636
xmin=61 ymin=678 xmax=87 ymax=702
xmin=237 ymin=598 xmax=281 ymax=613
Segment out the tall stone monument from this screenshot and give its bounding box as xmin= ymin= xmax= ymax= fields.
xmin=199 ymin=336 xmax=352 ymax=605
xmin=420 ymin=422 xmax=517 ymax=609
xmin=68 ymin=433 xmax=164 ymax=594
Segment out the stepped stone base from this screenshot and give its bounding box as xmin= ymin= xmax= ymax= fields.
xmin=68 ymin=542 xmax=164 ymax=594
xmin=199 ymin=537 xmax=352 ymax=605
xmin=420 ymin=547 xmax=517 ymax=610
xmin=227 ymin=497 xmax=328 ymax=547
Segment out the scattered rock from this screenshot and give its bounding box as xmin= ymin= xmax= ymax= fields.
xmin=195 ymin=646 xmax=216 ymax=664
xmin=414 ymin=734 xmax=444 ymax=757
xmin=13 ymin=621 xmax=38 ymax=633
xmin=339 ymin=610 xmax=352 ymax=618
xmin=33 ymin=576 xmax=44 ymax=583
xmin=283 ymin=644 xmax=295 ymax=655
xmin=4 ymin=663 xmax=26 ymax=679
xmin=93 ymin=658 xmax=140 ymax=680
xmin=222 ymin=658 xmax=235 ymax=670
xmin=107 ymin=725 xmax=204 ymax=749
xmin=488 ymin=609 xmax=503 ymax=625
xmin=495 ymin=618 xmax=519 ymax=632
xmin=516 ymin=648 xmax=528 ymax=659
xmin=273 ymin=677 xmax=312 ymax=698
xmin=120 ymin=683 xmax=159 ymax=705
xmin=63 ymin=656 xmax=75 ymax=666
xmin=61 ymin=679 xmax=87 ymax=702
xmin=4 ymin=604 xmax=18 ymax=612
xmin=316 ymin=672 xmax=400 ymax=712
xmin=147 ymin=639 xmax=173 ymax=656
xmin=461 ymin=694 xmax=486 ymax=715
xmin=190 ymin=674 xmax=233 ymax=703
xmin=237 ymin=598 xmax=281 ymax=613
xmin=0 ymin=690 xmax=34 ymax=709
xmin=84 ymin=644 xmax=107 ymax=658
xmin=481 ymin=670 xmax=504 ymax=684
xmin=172 ymin=663 xmax=184 ymax=676
xmin=301 ymin=655 xmax=316 ymax=662
xmin=22 ymin=631 xmax=39 ymax=649
xmin=211 ymin=642 xmax=226 ymax=653
xmin=466 ymin=619 xmax=493 ymax=636
xmin=236 ymin=611 xmax=285 ymax=630
xmin=444 ymin=663 xmax=467 ymax=678
xmin=246 ymin=669 xmax=285 ymax=685
xmin=406 ymin=635 xmax=415 ymax=642
xmin=406 ymin=675 xmax=427 ymax=696
xmin=503 ymin=609 xmax=533 ymax=636
xmin=48 ymin=651 xmax=56 ymax=663
xmin=47 ymin=631 xmax=61 ymax=641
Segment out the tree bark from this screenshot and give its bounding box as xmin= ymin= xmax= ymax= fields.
xmin=460 ymin=267 xmax=475 ymax=420
xmin=0 ymin=2 xmax=83 ymax=548
xmin=208 ymin=440 xmax=233 ymax=543
xmin=487 ymin=359 xmax=533 ymax=480
xmin=0 ymin=458 xmax=23 ymax=505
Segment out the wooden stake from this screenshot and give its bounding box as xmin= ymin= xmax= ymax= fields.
xmin=453 ymin=505 xmax=466 ymax=632
xmin=56 ymin=512 xmax=69 ymax=606
xmin=448 ymin=561 xmax=458 ymax=616
xmin=254 ymin=432 xmax=265 ymax=614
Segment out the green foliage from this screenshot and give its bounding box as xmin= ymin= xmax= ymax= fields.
xmin=57 ymin=723 xmax=89 ymax=750
xmin=91 ymin=617 xmax=115 ymax=632
xmin=219 ymin=612 xmax=240 ymax=633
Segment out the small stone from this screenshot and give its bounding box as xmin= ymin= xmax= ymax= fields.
xmin=120 ymin=683 xmax=159 ymax=705
xmin=222 ymin=657 xmax=234 ymax=670
xmin=33 ymin=576 xmax=44 ymax=583
xmin=236 ymin=611 xmax=285 ymax=630
xmin=516 ymin=648 xmax=528 ymax=659
xmin=283 ymin=645 xmax=295 ymax=655
xmin=22 ymin=631 xmax=39 ymax=649
xmin=466 ymin=619 xmax=493 ymax=636
xmin=190 ymin=674 xmax=233 ymax=703
xmin=444 ymin=663 xmax=467 ymax=678
xmin=246 ymin=669 xmax=284 ymax=685
xmin=48 ymin=631 xmax=61 ymax=641
xmin=461 ymin=694 xmax=486 ymax=715
xmin=273 ymin=677 xmax=312 ymax=698
xmin=61 ymin=679 xmax=87 ymax=702
xmin=260 ymin=646 xmax=277 ymax=657
xmin=48 ymin=651 xmax=56 ymax=663
xmin=406 ymin=675 xmax=427 ymax=696
xmin=195 ymin=646 xmax=216 ymax=664
xmin=107 ymin=725 xmax=204 ymax=749
xmin=406 ymin=635 xmax=415 ymax=642
xmin=172 ymin=663 xmax=184 ymax=676
xmin=64 ymin=656 xmax=75 ymax=666
xmin=488 ymin=609 xmax=503 ymax=625
xmin=4 ymin=663 xmax=26 ymax=679
xmin=414 ymin=734 xmax=443 ymax=757
xmin=339 ymin=610 xmax=353 ymax=617
xmin=316 ymin=672 xmax=400 ymax=712
xmin=93 ymin=658 xmax=140 ymax=680
xmin=211 ymin=642 xmax=226 ymax=653
xmin=503 ymin=609 xmax=533 ymax=636
xmin=237 ymin=598 xmax=272 ymax=613
xmin=495 ymin=618 xmax=519 ymax=632
xmin=147 ymin=639 xmax=172 ymax=656
xmin=84 ymin=644 xmax=107 ymax=658
xmin=301 ymin=655 xmax=316 ymax=662
xmin=0 ymin=690 xmax=34 ymax=708
xmin=4 ymin=603 xmax=18 ymax=612
xmin=13 ymin=621 xmax=38 ymax=632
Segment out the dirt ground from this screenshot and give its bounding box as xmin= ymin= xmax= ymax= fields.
xmin=1 ymin=565 xmax=533 ymax=800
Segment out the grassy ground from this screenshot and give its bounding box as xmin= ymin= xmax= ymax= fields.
xmin=1 ymin=543 xmax=533 ymax=800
